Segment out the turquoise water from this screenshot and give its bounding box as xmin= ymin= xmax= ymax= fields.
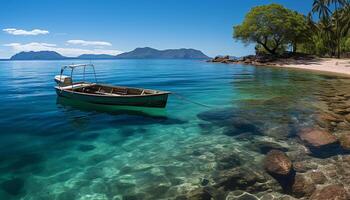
xmin=0 ymin=59 xmax=343 ymax=199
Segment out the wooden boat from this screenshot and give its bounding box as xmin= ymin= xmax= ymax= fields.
xmin=54 ymin=64 xmax=170 ymax=108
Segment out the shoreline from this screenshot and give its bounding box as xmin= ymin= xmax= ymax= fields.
xmin=259 ymin=58 xmax=350 ymax=78
xmin=211 ymin=57 xmax=350 ymax=78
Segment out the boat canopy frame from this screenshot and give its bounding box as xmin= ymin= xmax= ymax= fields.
xmin=59 ymin=64 xmax=98 ymax=89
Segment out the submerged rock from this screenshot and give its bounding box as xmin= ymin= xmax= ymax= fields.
xmin=336 ymin=122 xmax=350 ymax=131
xmin=250 ymin=140 xmax=288 ymax=154
xmin=1 ymin=177 xmax=25 ymax=196
xmin=332 ymin=108 xmax=350 ymax=115
xmin=309 ymin=171 xmax=327 ymax=184
xmin=264 ymin=150 xmax=293 ymax=176
xmin=226 ymin=191 xmax=259 ymax=200
xmin=310 ymin=185 xmax=349 ymax=200
xmin=186 ymin=188 xmax=212 ymax=200
xmin=78 ymin=144 xmax=96 ymax=152
xmin=298 ymin=129 xmax=339 ymax=155
xmin=216 ymin=153 xmax=242 ymax=170
xmin=214 ymin=167 xmax=269 ymax=192
xmin=317 ymin=112 xmax=342 ymax=123
xmin=291 ymin=174 xmax=316 ymax=198
xmin=345 ymin=114 xmax=350 ymax=123
xmin=339 ymin=132 xmax=350 ymax=151
xmin=293 ymin=161 xmax=317 ymax=173
xmin=315 ymin=112 xmax=342 ymax=129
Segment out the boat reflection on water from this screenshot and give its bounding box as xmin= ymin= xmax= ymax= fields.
xmin=56 ymin=96 xmax=169 ymax=118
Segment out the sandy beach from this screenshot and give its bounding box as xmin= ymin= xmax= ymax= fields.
xmin=269 ymin=58 xmax=350 ymax=77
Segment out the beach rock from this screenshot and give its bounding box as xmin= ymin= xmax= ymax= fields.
xmin=1 ymin=177 xmax=25 ymax=196
xmin=291 ymin=174 xmax=316 ymax=198
xmin=309 ymin=171 xmax=327 ymax=184
xmin=310 ymin=185 xmax=349 ymax=200
xmin=264 ymin=150 xmax=293 ymax=176
xmin=339 ymin=132 xmax=350 ymax=150
xmin=210 ymin=56 xmax=230 ymax=63
xmin=298 ymin=129 xmax=338 ymax=153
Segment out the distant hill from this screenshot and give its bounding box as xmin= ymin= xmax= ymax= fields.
xmin=10 ymin=51 xmax=67 ymax=60
xmin=9 ymin=47 xmax=210 ymax=60
xmin=115 ymin=47 xmax=210 ymax=59
xmin=77 ymin=54 xmax=116 ymax=59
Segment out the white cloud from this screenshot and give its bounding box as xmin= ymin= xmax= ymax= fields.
xmin=3 ymin=28 xmax=49 ymax=36
xmin=4 ymin=42 xmax=122 ymax=57
xmin=67 ymin=40 xmax=112 ymax=46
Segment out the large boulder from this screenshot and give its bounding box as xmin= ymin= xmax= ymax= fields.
xmin=310 ymin=185 xmax=349 ymax=200
xmin=264 ymin=150 xmax=293 ymax=176
xmin=298 ymin=129 xmax=338 ymax=155
xmin=210 ymin=56 xmax=230 ymax=63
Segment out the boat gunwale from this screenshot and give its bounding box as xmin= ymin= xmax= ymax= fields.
xmin=55 ymin=83 xmax=171 ymax=98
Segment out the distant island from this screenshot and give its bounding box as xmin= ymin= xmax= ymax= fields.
xmin=8 ymin=47 xmax=210 ymax=60
xmin=115 ymin=47 xmax=209 ymax=59
xmin=11 ymin=51 xmax=66 ymax=60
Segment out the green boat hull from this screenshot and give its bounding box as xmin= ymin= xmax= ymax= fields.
xmin=55 ymin=87 xmax=169 ymax=108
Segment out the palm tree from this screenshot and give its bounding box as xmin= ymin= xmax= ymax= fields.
xmin=312 ymin=0 xmax=331 ymax=20
xmin=312 ymin=0 xmax=349 ymax=57
xmin=328 ymin=0 xmax=347 ymax=57
xmin=338 ymin=3 xmax=350 ymax=53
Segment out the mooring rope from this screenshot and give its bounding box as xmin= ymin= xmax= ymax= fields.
xmin=172 ymin=93 xmax=212 ymax=108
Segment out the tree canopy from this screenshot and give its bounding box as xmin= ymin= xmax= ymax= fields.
xmin=233 ymin=1 xmax=350 ymax=57
xmin=310 ymin=0 xmax=350 ymax=57
xmin=233 ymin=4 xmax=309 ymax=55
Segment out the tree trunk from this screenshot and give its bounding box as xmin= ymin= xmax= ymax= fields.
xmin=257 ymin=41 xmax=277 ymax=55
xmin=293 ymin=42 xmax=297 ymax=53
xmin=335 ymin=2 xmax=341 ymax=58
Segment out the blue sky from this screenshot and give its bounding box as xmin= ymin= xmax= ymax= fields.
xmin=0 ymin=0 xmax=313 ymax=58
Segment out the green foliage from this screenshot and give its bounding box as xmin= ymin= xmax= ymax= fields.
xmin=310 ymin=0 xmax=350 ymax=57
xmin=233 ymin=1 xmax=350 ymax=57
xmin=233 ymin=4 xmax=309 ymax=55
xmin=341 ymin=37 xmax=350 ymax=52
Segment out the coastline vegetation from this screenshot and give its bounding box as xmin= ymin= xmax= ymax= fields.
xmin=233 ymin=0 xmax=350 ymax=58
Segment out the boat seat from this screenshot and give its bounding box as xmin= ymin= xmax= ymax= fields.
xmin=95 ymin=91 xmax=121 ymax=96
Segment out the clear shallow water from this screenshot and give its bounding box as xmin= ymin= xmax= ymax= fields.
xmin=0 ymin=60 xmax=346 ymax=199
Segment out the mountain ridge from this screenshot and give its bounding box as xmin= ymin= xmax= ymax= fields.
xmin=9 ymin=47 xmax=210 ymax=60
xmin=10 ymin=51 xmax=67 ymax=60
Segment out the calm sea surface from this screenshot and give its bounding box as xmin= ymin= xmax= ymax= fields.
xmin=0 ymin=59 xmax=347 ymax=199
